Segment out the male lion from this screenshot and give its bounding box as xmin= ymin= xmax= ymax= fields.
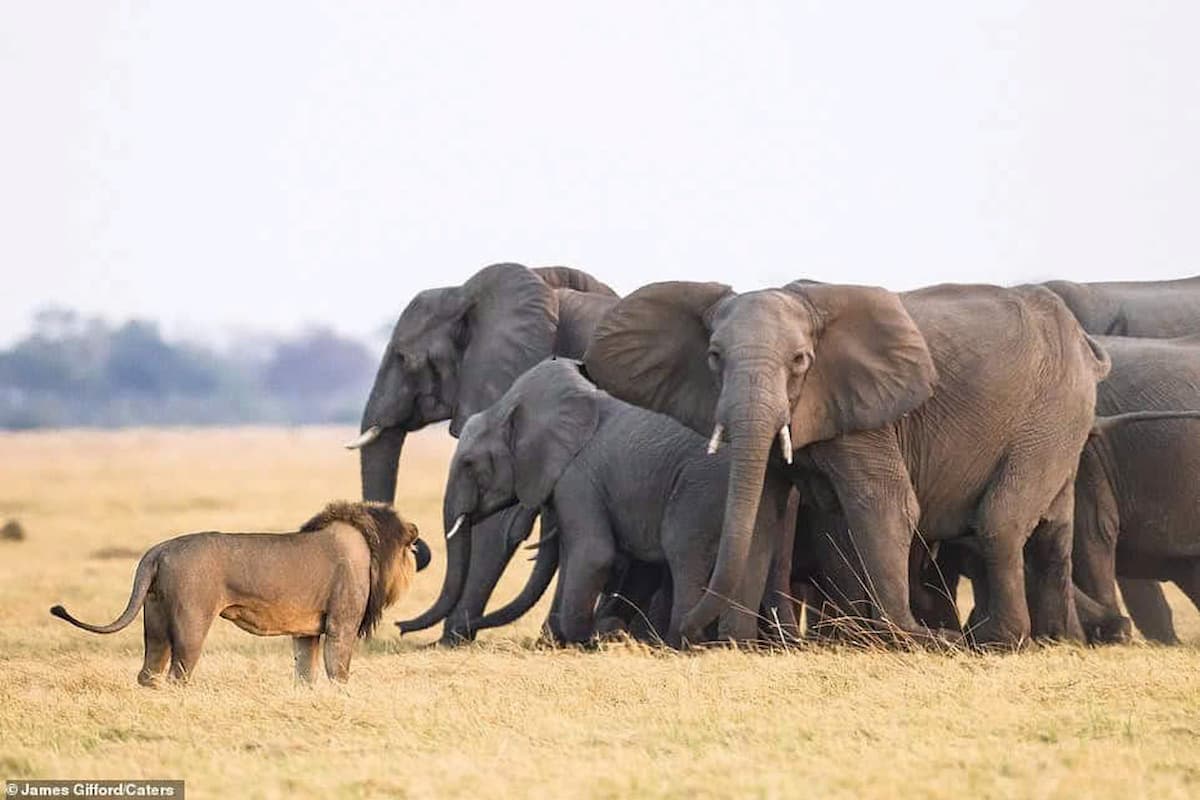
xmin=51 ymin=501 xmax=430 ymax=686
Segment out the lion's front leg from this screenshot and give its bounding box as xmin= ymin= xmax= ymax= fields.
xmin=322 ymin=630 xmax=355 ymax=683
xmin=322 ymin=560 xmax=365 ymax=683
xmin=292 ymin=636 xmax=320 ymax=683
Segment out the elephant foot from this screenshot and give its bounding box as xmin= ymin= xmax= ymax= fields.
xmin=1083 ymin=614 xmax=1133 ymax=645
xmin=437 ymin=630 xmax=475 ymax=647
xmin=594 ymin=615 xmax=630 ymax=637
xmin=137 ymin=670 xmax=164 ymax=688
xmin=964 ymin=617 xmax=1031 ymax=652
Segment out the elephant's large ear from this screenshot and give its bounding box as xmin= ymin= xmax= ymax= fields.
xmin=507 ymin=364 xmax=601 ymax=508
xmin=452 ymin=264 xmax=560 ymax=435
xmin=584 ymin=281 xmax=732 ymax=436
xmin=783 ymin=282 xmax=936 ymax=445
xmin=533 ymin=266 xmax=618 ymax=297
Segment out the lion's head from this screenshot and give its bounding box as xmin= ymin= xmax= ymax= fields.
xmin=299 ymin=501 xmax=422 ymax=637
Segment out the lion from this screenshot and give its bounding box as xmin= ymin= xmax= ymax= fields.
xmin=50 ymin=501 xmax=430 ymax=686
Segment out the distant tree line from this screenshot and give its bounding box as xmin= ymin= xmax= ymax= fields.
xmin=0 ymin=309 xmax=378 ymax=429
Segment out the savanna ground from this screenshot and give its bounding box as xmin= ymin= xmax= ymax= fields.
xmin=1 ymin=428 xmax=1198 ymax=799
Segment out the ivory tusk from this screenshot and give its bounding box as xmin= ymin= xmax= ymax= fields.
xmin=445 ymin=514 xmax=467 ymax=540
xmin=707 ymin=423 xmax=724 ymax=455
xmin=344 ymin=425 xmax=382 ymax=450
xmin=779 ymin=425 xmax=793 ymax=465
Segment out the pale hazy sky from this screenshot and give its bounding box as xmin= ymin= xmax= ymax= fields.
xmin=2 ymin=2 xmax=1197 ymax=346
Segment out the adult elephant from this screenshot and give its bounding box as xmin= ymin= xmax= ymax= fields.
xmin=349 ymin=263 xmax=618 ymax=643
xmin=585 ymin=281 xmax=1110 ymax=646
xmin=1043 ymin=276 xmax=1200 ymax=337
xmin=1040 ymin=276 xmax=1200 ymax=642
xmin=1073 ymin=335 xmax=1200 ymax=643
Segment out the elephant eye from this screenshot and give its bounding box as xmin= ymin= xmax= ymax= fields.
xmin=707 ymin=350 xmax=722 ymax=372
xmin=792 ymin=351 xmax=813 ymax=372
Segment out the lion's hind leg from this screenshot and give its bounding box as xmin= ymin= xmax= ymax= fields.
xmin=137 ymin=594 xmax=171 ymax=688
xmin=292 ymin=636 xmax=321 ymax=683
xmin=167 ymin=605 xmax=215 ymax=685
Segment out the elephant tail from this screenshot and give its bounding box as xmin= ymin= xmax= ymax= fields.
xmin=50 ymin=544 xmax=163 ymax=634
xmin=1092 ymin=409 xmax=1200 ymax=436
xmin=1084 ymin=334 xmax=1112 ymax=380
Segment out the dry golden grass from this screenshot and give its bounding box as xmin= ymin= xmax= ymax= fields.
xmin=2 ymin=427 xmax=1199 ymax=799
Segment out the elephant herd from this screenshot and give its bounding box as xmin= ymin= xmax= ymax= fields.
xmin=349 ymin=265 xmax=1200 ymax=649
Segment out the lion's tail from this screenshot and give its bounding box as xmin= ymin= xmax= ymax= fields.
xmin=50 ymin=543 xmax=163 ymax=634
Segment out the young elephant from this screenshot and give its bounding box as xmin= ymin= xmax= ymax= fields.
xmin=1072 ymin=335 xmax=1200 ymax=642
xmin=408 ymin=358 xmax=796 ymax=647
xmin=51 ymin=501 xmax=427 ymax=685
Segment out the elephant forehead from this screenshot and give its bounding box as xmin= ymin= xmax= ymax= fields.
xmin=711 ymin=290 xmax=814 ymax=343
xmin=458 ymin=412 xmax=489 ymax=440
xmin=512 ymin=358 xmax=586 ymax=394
xmin=393 ymin=288 xmax=462 ymax=340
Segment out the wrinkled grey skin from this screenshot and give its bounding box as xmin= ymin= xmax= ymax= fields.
xmin=1041 ymin=276 xmax=1200 ymax=642
xmin=1043 ymin=276 xmax=1200 ymax=337
xmin=419 ymin=359 xmax=797 ymax=647
xmin=356 ymin=263 xmax=617 ymax=642
xmin=587 ymin=281 xmax=1109 ymax=647
xmin=1072 ymin=335 xmax=1200 ymax=644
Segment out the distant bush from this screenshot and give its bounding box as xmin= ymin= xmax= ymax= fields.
xmin=0 ymin=308 xmax=377 ymax=429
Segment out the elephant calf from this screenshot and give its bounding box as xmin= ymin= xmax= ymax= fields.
xmin=52 ymin=501 xmax=429 ymax=685
xmin=401 ymin=359 xmax=797 ymax=647
xmin=1072 ymin=335 xmax=1200 ymax=642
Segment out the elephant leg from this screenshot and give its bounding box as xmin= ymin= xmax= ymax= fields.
xmin=1071 ymin=454 xmax=1129 ymax=642
xmin=970 ymin=531 xmax=1030 ymax=648
xmin=758 ymin=487 xmax=800 ymax=643
xmin=596 ymin=559 xmax=665 ymax=637
xmin=543 ymin=567 xmax=568 ymax=644
xmin=441 ymin=507 xmax=529 ymax=644
xmin=137 ymin=595 xmax=172 ymax=688
xmin=803 ymin=509 xmax=874 ymax=640
xmin=1073 ymin=585 xmax=1131 ymax=644
xmin=1171 ymin=561 xmax=1200 ymax=622
xmin=1023 ymin=480 xmax=1084 ymax=641
xmin=963 ymin=551 xmax=990 ymax=636
xmin=971 ymin=445 xmax=1096 ymax=649
xmin=667 ymin=554 xmax=709 ymax=649
xmin=638 ymin=571 xmax=673 ymax=643
xmin=909 ymin=539 xmax=962 ymax=632
xmin=1025 ymin=522 xmax=1084 ymax=641
xmin=1118 ymin=579 xmax=1178 ymax=645
xmin=811 ymin=433 xmax=924 ymax=641
xmin=552 ymin=501 xmax=616 ymax=645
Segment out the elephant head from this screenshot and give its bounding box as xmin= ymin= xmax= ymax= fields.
xmin=350 ymin=263 xmax=614 ymax=504
xmin=584 ymin=281 xmax=936 ymax=639
xmin=396 ymin=360 xmax=601 ymax=633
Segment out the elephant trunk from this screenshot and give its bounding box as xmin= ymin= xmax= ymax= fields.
xmin=357 ymin=349 xmax=415 ymax=504
xmin=440 ymin=506 xmax=537 ymax=644
xmin=681 ymin=399 xmax=780 ymax=642
xmin=359 ymin=427 xmax=407 ymax=503
xmin=396 ymin=514 xmax=472 ymax=635
xmin=468 ymin=519 xmax=560 ymax=634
